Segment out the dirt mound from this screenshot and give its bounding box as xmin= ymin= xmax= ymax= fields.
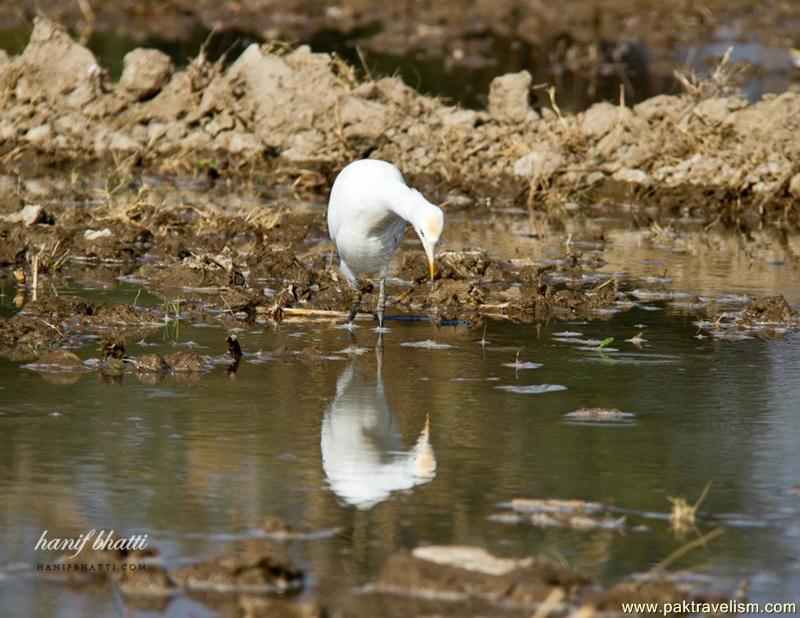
xmin=376 ymin=546 xmax=589 ymax=606
xmin=245 ymin=246 xmax=315 ymax=288
xmin=740 ymin=295 xmax=798 ymax=324
xmin=2 ymin=17 xmax=800 ymax=229
xmin=0 ymin=314 xmax=59 ymax=361
xmin=149 ymin=253 xmax=245 ymax=290
xmin=169 ymin=544 xmax=303 ymax=593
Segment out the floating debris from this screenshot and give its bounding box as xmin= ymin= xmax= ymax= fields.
xmin=625 ymin=331 xmax=647 ymax=345
xmin=495 ymin=384 xmax=567 ymax=394
xmin=502 ymin=361 xmax=543 ymax=369
xmin=509 ymin=498 xmax=607 ymax=515
xmin=630 ymin=289 xmax=692 ymax=301
xmin=400 ymin=340 xmax=457 ymax=349
xmin=503 ymin=351 xmax=542 ymax=370
xmin=669 ymin=482 xmax=712 ymax=536
xmin=492 ymin=498 xmax=625 ymax=531
xmin=564 ymin=408 xmax=636 ymax=424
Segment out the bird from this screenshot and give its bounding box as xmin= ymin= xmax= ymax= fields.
xmin=327 ymin=159 xmax=444 ymax=329
xmin=321 ymin=348 xmax=436 ymax=509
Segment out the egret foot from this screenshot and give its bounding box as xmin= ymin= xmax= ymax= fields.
xmin=346 ymin=290 xmax=362 ymax=325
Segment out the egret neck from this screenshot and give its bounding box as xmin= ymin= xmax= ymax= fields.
xmin=382 ymin=181 xmax=443 ymax=280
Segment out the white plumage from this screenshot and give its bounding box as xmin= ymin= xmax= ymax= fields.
xmin=327 ymin=159 xmax=444 ymax=327
xmin=321 ymin=358 xmax=435 ymax=509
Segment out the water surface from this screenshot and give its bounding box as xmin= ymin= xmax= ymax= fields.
xmin=1 ymin=280 xmax=799 ymax=615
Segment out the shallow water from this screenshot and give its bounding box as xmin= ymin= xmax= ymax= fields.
xmin=1 ymin=275 xmax=800 ymax=615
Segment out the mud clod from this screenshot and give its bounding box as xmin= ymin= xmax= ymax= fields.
xmin=165 ymin=350 xmax=207 ymax=372
xmin=28 ymin=349 xmax=83 ymax=370
xmin=376 ymin=545 xmax=590 ymax=606
xmin=245 ymin=247 xmax=315 ymax=289
xmin=488 ymin=71 xmax=534 ymax=123
xmin=150 ymin=253 xmax=246 ymax=290
xmin=119 ymin=49 xmax=173 ymax=101
xmin=740 ymin=295 xmax=797 ymax=325
xmin=130 ymin=353 xmax=170 ymax=372
xmin=585 ymin=578 xmax=706 ymax=616
xmin=169 ymin=544 xmax=304 ymax=594
xmin=0 ymin=315 xmax=59 ymax=361
xmin=118 ymin=564 xmax=177 ymax=597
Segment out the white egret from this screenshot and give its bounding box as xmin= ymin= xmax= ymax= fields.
xmin=321 ymin=352 xmax=435 ymax=509
xmin=327 ymin=159 xmax=444 ymax=328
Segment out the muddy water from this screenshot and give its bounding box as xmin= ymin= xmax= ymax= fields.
xmin=1 ymin=276 xmax=800 ymax=615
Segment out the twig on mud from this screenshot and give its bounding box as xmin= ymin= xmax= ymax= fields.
xmin=281 ymin=307 xmax=369 ymax=320
xmin=0 ymin=145 xmax=26 ymax=166
xmin=330 ymin=53 xmax=359 ymax=90
xmin=594 ymin=276 xmax=617 ymax=291
xmin=219 ymin=294 xmax=237 ymax=320
xmin=40 ymin=319 xmax=63 ymax=337
xmin=75 ymin=0 xmax=95 ymax=45
xmin=675 ymin=46 xmax=744 ymax=100
xmin=355 ymin=46 xmax=373 ymax=81
xmin=546 ymin=86 xmax=567 ymax=130
xmin=31 ymin=253 xmax=39 ymax=302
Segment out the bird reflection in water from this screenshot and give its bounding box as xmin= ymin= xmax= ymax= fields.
xmin=321 ymin=341 xmax=436 ymax=509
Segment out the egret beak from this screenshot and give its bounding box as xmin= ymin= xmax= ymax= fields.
xmin=422 ymin=239 xmax=436 ymax=281
xmin=414 ymin=415 xmax=436 ymax=478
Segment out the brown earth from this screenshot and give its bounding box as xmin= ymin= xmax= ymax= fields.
xmin=43 ymin=537 xmax=737 ymax=617
xmin=1 ymin=17 xmax=799 ymax=234
xmin=1 ymin=18 xmax=799 ymax=362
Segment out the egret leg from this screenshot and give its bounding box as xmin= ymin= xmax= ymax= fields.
xmin=376 ymin=335 xmax=384 ymax=375
xmin=377 ymin=278 xmax=386 ymax=329
xmin=346 ymin=289 xmax=362 ymax=324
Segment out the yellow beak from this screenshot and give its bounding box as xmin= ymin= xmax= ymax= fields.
xmin=428 ymin=258 xmax=435 ymax=281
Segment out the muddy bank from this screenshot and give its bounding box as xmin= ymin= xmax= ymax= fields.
xmin=368 ymin=544 xmax=738 ymax=616
xmin=38 ymin=536 xmax=740 ymax=617
xmin=2 ymin=18 xmax=800 ymax=231
xmin=2 ymin=171 xmax=799 ymax=362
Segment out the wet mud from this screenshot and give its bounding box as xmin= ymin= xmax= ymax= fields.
xmin=3 ymin=182 xmax=800 ymax=362
xmin=37 ymin=536 xmax=741 ymax=617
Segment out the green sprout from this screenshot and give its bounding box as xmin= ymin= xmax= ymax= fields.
xmin=597 ymin=337 xmax=614 ymax=350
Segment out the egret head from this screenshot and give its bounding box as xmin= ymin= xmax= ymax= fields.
xmin=413 ymin=204 xmax=444 ymax=280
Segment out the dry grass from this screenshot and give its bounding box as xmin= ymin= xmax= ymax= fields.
xmin=0 ymin=63 xmax=22 ymax=106
xmin=674 ymin=47 xmax=745 ymax=100
xmin=668 ymin=481 xmax=711 ymax=536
